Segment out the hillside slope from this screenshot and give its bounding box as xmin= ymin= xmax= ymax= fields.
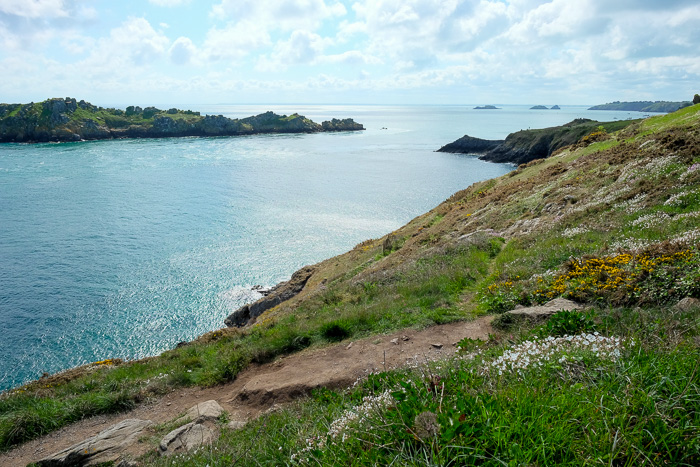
xmin=1 ymin=104 xmax=699 ymax=465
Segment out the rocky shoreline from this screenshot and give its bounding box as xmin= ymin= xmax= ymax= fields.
xmin=0 ymin=97 xmax=364 ymax=144
xmin=224 ymin=118 xmax=644 ymax=329
xmin=224 ymin=266 xmax=316 ymax=327
xmin=437 ymin=117 xmax=639 ymax=165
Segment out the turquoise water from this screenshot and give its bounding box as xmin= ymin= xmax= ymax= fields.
xmin=0 ymin=105 xmax=639 ymax=390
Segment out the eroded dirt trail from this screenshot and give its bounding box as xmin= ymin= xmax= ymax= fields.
xmin=1 ymin=317 xmax=493 ymax=466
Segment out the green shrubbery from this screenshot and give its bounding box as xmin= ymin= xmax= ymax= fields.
xmin=141 ymin=304 xmax=699 ymax=466
xmin=478 ymin=244 xmax=699 ymax=314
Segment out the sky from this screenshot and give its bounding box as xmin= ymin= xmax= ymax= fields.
xmin=0 ymin=0 xmax=699 ymax=107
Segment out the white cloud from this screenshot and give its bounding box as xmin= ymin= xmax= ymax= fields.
xmin=77 ymin=17 xmax=170 ymax=77
xmin=210 ymin=0 xmax=346 ymax=32
xmin=271 ymin=30 xmax=327 ymax=65
xmin=60 ymin=31 xmax=96 ymax=55
xmin=352 ymin=0 xmax=511 ymax=67
xmin=1 ymin=0 xmax=699 ymax=105
xmin=203 ymin=21 xmax=271 ymax=61
xmin=320 ymin=50 xmax=382 ymax=65
xmin=149 ymin=0 xmax=191 ymax=6
xmin=0 ymin=0 xmax=67 ymax=19
xmin=0 ymin=0 xmax=99 ymax=52
xmin=169 ymin=36 xmax=197 ymax=65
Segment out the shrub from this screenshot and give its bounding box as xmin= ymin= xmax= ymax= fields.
xmin=539 ymin=309 xmax=596 ymax=337
xmin=320 ymin=321 xmax=352 ymax=342
xmin=533 ymin=245 xmax=698 ymax=306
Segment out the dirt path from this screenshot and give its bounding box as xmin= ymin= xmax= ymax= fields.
xmin=1 ymin=317 xmax=493 ymax=466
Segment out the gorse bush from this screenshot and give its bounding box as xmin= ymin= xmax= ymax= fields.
xmin=536 ymin=244 xmax=699 ymax=306
xmin=478 ymin=243 xmax=699 ymax=313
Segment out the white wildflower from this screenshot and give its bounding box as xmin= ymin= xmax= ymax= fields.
xmin=485 ymin=333 xmax=629 ymax=376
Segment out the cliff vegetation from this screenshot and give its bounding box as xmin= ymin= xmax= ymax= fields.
xmin=438 ymin=118 xmax=639 ymax=165
xmin=1 ymin=103 xmax=699 ymax=466
xmin=0 ymin=97 xmax=364 ymax=143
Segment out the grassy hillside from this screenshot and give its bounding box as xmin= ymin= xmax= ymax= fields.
xmin=2 ymin=104 xmax=699 ymax=465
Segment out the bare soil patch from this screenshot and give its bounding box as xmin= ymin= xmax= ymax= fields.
xmin=1 ymin=317 xmax=493 ymax=466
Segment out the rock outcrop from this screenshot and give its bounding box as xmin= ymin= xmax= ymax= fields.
xmin=37 ymin=418 xmax=152 ymax=466
xmin=436 ymin=134 xmax=504 ymax=155
xmin=437 ymin=118 xmax=638 ymax=165
xmin=322 ymin=118 xmax=365 ymax=131
xmin=186 ymin=400 xmax=224 ymax=422
xmin=506 ymin=298 xmax=585 ymax=319
xmin=159 ymin=400 xmax=229 ymax=457
xmin=159 ymin=423 xmax=215 ymax=456
xmin=674 ymin=297 xmax=700 ymax=312
xmin=0 ymin=97 xmax=365 ymax=143
xmin=225 ymin=265 xmax=316 ymax=327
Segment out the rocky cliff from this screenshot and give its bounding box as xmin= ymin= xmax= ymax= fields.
xmin=438 ymin=118 xmax=638 ymax=165
xmin=0 ymin=98 xmax=364 ymax=143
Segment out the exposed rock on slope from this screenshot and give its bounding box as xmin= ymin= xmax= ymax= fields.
xmin=36 ymin=419 xmax=152 ymax=466
xmin=436 ymin=134 xmax=503 ymax=155
xmin=438 ymin=118 xmax=638 ymax=165
xmin=0 ymin=97 xmax=364 ymax=143
xmin=225 ymin=266 xmax=317 ymax=327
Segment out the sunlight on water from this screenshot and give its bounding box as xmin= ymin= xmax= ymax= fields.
xmin=0 ymin=105 xmax=638 ymax=390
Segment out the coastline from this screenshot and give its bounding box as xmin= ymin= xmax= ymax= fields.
xmin=0 ymin=98 xmax=364 ymax=144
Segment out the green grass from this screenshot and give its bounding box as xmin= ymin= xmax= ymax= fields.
xmin=0 ymin=242 xmax=497 ymax=451
xmin=2 ymin=101 xmax=699 ymax=461
xmin=138 ymin=304 xmax=700 ymax=466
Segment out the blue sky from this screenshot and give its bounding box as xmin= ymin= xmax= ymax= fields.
xmin=1 ymin=0 xmax=698 ymax=107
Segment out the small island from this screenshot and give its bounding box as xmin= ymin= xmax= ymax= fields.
xmin=0 ymin=97 xmax=364 ymax=143
xmin=530 ymin=105 xmax=560 ymax=110
xmin=474 ymin=105 xmax=500 ymax=110
xmin=588 ymin=100 xmax=691 ymax=113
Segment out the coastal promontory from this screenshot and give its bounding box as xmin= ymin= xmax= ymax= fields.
xmin=0 ymin=97 xmax=364 ymax=143
xmin=438 ymin=118 xmax=638 ymax=165
xmin=588 ymin=100 xmax=691 ymax=112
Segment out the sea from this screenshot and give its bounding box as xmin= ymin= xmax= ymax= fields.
xmin=0 ymin=104 xmax=642 ymax=390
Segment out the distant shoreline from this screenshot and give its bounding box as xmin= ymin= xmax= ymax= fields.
xmin=0 ymin=97 xmax=365 ymax=144
xmin=588 ymin=100 xmax=691 ymax=113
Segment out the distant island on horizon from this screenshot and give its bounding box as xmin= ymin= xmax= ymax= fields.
xmin=588 ymin=100 xmax=691 ymax=112
xmin=0 ymin=97 xmax=364 ymax=144
xmin=474 ymin=105 xmax=500 ymax=110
